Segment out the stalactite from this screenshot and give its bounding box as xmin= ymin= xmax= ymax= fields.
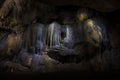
xmin=62 ymin=25 xmax=74 ymax=48
xmin=35 ymin=23 xmax=45 ymax=54
xmin=46 ymin=22 xmax=61 ymax=48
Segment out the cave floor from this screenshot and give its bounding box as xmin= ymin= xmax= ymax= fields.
xmin=0 ymin=52 xmax=106 ymax=73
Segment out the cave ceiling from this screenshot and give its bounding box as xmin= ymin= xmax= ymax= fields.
xmin=40 ymin=0 xmax=120 ymax=12
xmin=0 ymin=0 xmax=120 ymax=27
xmin=0 ymin=0 xmax=120 ymax=12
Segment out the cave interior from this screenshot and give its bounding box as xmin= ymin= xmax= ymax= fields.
xmin=0 ymin=0 xmax=120 ymax=75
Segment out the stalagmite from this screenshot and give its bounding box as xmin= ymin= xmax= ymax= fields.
xmin=31 ymin=54 xmax=43 ymax=69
